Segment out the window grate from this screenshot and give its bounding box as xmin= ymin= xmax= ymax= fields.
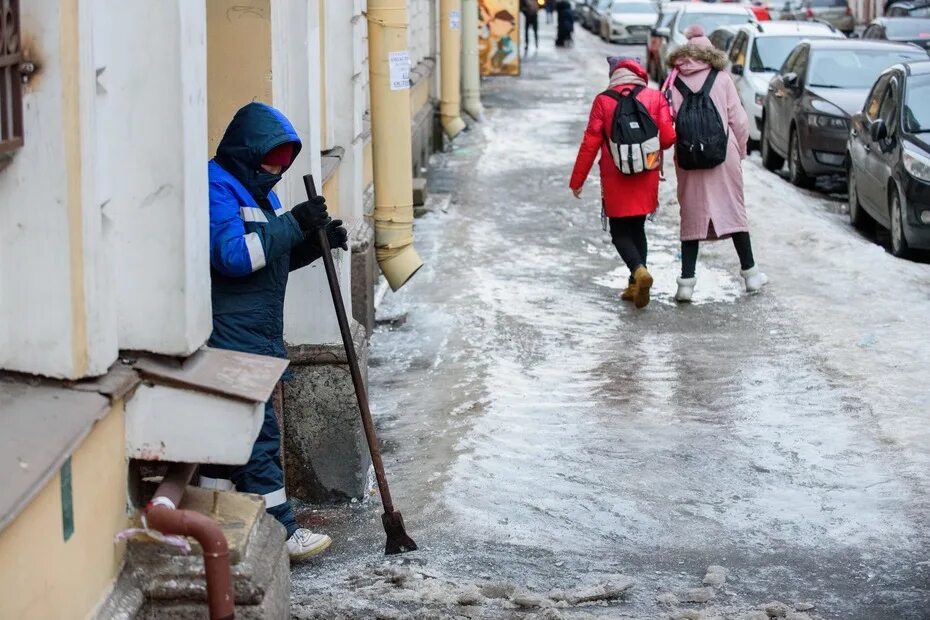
xmin=0 ymin=0 xmax=23 ymax=157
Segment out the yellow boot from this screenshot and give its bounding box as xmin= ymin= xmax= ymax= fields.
xmin=632 ymin=266 xmax=653 ymax=309
xmin=621 ymin=280 xmax=638 ymax=302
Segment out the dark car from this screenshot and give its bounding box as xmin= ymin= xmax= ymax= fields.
xmin=646 ymin=2 xmax=687 ymax=82
xmin=760 ymin=39 xmax=929 ymax=188
xmin=862 ymin=18 xmax=930 ymax=53
xmin=847 ymin=62 xmax=930 ymax=256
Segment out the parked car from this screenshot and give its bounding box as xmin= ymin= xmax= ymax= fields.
xmin=778 ymin=0 xmax=855 ymax=36
xmin=647 ymin=1 xmax=688 ymax=82
xmin=654 ymin=3 xmax=758 ymax=82
xmin=709 ymin=25 xmax=741 ymax=54
xmin=574 ymin=0 xmax=596 ymax=28
xmin=761 ymin=39 xmax=929 ymax=187
xmin=584 ymin=0 xmax=612 ymax=30
xmin=885 ymin=0 xmax=930 ymax=16
xmin=725 ymin=21 xmax=843 ymax=147
xmin=862 ymin=18 xmax=930 ymax=52
xmin=599 ymin=0 xmax=658 ymax=43
xmin=847 ymin=61 xmax=930 ymax=256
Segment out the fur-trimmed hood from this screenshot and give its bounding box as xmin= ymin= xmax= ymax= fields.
xmin=667 ymin=43 xmax=729 ymax=72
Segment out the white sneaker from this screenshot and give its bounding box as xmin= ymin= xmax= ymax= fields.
xmin=286 ymin=528 xmax=332 ymax=562
xmin=675 ymin=277 xmax=696 ymax=303
xmin=740 ymin=266 xmax=769 ymax=293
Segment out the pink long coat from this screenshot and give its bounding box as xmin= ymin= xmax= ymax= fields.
xmin=668 ymin=44 xmax=750 ymax=241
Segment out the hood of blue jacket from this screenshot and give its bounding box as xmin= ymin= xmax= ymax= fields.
xmin=214 ymin=102 xmax=302 ymax=202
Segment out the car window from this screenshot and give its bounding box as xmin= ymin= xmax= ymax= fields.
xmin=711 ymin=29 xmax=735 ymax=52
xmin=659 ymin=10 xmax=678 ymax=28
xmin=884 ymin=19 xmax=930 ymax=38
xmin=781 ymin=46 xmax=803 ymax=73
xmin=793 ymin=46 xmax=810 ymax=81
xmin=810 ymin=0 xmax=848 ymax=6
xmin=729 ymin=32 xmax=749 ymax=65
xmin=878 ymin=77 xmax=900 ymax=134
xmin=903 ymin=74 xmax=930 ymax=132
xmin=808 ymin=48 xmax=927 ymax=89
xmin=677 ymin=11 xmax=754 ymax=34
xmin=751 ymin=36 xmax=818 ymax=73
xmin=862 ymin=25 xmax=880 ymax=39
xmin=866 ymin=74 xmax=893 ymax=120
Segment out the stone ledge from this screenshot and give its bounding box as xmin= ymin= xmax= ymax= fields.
xmin=286 ymin=320 xmax=368 ymax=366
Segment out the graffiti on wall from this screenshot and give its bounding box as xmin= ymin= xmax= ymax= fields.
xmin=478 ymin=0 xmax=520 ymax=76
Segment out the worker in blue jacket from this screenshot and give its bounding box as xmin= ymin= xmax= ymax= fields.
xmin=198 ymin=102 xmax=347 ymax=561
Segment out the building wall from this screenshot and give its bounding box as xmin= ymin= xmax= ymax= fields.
xmin=0 ymin=0 xmax=116 ymax=379
xmin=0 ymin=402 xmax=128 ymax=619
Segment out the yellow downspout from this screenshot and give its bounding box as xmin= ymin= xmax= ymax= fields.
xmin=367 ymin=0 xmax=424 ymax=290
xmin=461 ymin=0 xmax=484 ymax=120
xmin=439 ymin=0 xmax=466 ymax=138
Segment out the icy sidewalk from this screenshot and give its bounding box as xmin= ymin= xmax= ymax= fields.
xmin=291 ymin=23 xmax=930 ymax=620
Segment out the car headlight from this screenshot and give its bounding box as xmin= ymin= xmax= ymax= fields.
xmin=903 ymin=149 xmax=930 ymax=183
xmin=807 ymin=113 xmax=848 ymax=130
xmin=754 ymin=92 xmax=765 ymax=106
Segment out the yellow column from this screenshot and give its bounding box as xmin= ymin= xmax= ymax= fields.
xmin=461 ymin=0 xmax=484 ymax=120
xmin=367 ymin=0 xmax=423 ymax=290
xmin=439 ymin=0 xmax=466 ymax=138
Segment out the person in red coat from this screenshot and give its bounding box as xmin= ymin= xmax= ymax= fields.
xmin=570 ymin=56 xmax=675 ymax=309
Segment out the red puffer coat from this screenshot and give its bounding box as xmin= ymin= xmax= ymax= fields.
xmin=570 ymin=63 xmax=676 ymax=218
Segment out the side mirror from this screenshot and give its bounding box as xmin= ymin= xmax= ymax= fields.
xmin=732 ymin=64 xmax=745 ymax=76
xmin=849 ymin=31 xmax=860 ymax=38
xmin=870 ymin=118 xmax=888 ymax=141
xmin=655 ymin=26 xmax=671 ymax=38
xmin=783 ymin=72 xmax=799 ymax=88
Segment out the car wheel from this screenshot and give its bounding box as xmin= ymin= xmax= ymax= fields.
xmin=761 ymin=118 xmax=784 ymax=171
xmin=788 ymin=128 xmax=814 ymax=189
xmin=890 ymin=189 xmax=911 ymax=258
xmin=847 ymin=162 xmax=875 ymax=233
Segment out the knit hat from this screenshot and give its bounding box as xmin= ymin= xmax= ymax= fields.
xmin=262 ymin=142 xmax=295 ymax=168
xmin=607 ymin=55 xmax=644 ymax=76
xmin=682 ymin=24 xmax=713 ymax=49
xmin=607 ymin=55 xmax=647 ymax=81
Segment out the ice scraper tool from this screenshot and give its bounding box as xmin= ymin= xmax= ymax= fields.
xmin=302 ymin=174 xmax=418 ymax=556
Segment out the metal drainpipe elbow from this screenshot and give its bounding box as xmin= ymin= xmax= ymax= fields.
xmin=144 ymin=464 xmax=235 ymax=620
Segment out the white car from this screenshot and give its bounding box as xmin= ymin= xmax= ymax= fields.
xmin=655 ymin=3 xmax=758 ymax=82
xmin=724 ymin=21 xmax=844 ymax=145
xmin=600 ymin=0 xmax=658 ymax=44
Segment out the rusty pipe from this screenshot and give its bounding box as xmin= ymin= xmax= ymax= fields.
xmin=145 ymin=463 xmax=235 ymax=620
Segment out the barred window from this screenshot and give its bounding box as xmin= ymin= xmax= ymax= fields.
xmin=0 ymin=0 xmax=23 ymax=159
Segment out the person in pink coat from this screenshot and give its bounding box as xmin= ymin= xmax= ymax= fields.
xmin=666 ymin=25 xmax=768 ymax=302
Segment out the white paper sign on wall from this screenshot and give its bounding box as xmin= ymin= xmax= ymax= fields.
xmin=389 ymin=51 xmax=411 ymax=91
xmin=449 ymin=10 xmax=461 ymax=30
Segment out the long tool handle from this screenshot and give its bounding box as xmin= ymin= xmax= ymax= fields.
xmin=302 ymin=174 xmax=396 ymax=514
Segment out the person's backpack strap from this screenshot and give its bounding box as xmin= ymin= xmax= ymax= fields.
xmin=699 ymin=70 xmax=719 ymax=96
xmin=599 ymin=89 xmax=623 ymax=103
xmin=674 ymin=76 xmax=694 ymax=97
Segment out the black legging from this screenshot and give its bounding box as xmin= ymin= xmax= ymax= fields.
xmin=524 ymin=14 xmax=539 ymax=49
xmin=610 ymin=216 xmax=647 ymax=277
xmin=681 ymin=231 xmax=755 ymax=279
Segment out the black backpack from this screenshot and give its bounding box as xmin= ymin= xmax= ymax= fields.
xmin=673 ymin=70 xmax=728 ymax=170
xmin=600 ymin=87 xmax=661 ymax=175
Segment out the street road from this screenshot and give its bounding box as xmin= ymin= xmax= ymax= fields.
xmin=292 ymin=19 xmax=930 ymax=620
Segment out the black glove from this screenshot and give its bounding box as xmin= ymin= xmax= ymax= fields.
xmin=291 ymin=196 xmax=330 ymax=232
xmin=323 ymin=219 xmax=349 ymax=251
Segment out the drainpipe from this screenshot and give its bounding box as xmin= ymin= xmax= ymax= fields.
xmin=440 ymin=0 xmax=466 ymax=138
xmin=461 ymin=0 xmax=484 ymax=121
xmin=145 ymin=463 xmax=235 ymax=620
xmin=367 ymin=0 xmax=424 ymax=291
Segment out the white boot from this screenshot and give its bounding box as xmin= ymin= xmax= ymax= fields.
xmin=675 ymin=277 xmax=696 ymax=303
xmin=740 ymin=266 xmax=768 ymax=293
xmin=286 ymin=528 xmax=332 ymax=562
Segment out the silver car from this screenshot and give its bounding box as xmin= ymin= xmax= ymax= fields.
xmin=600 ymin=0 xmax=658 ymax=44
xmin=778 ymin=0 xmax=856 ymax=36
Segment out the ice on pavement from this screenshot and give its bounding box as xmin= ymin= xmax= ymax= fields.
xmin=292 ymin=19 xmax=930 ymax=620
